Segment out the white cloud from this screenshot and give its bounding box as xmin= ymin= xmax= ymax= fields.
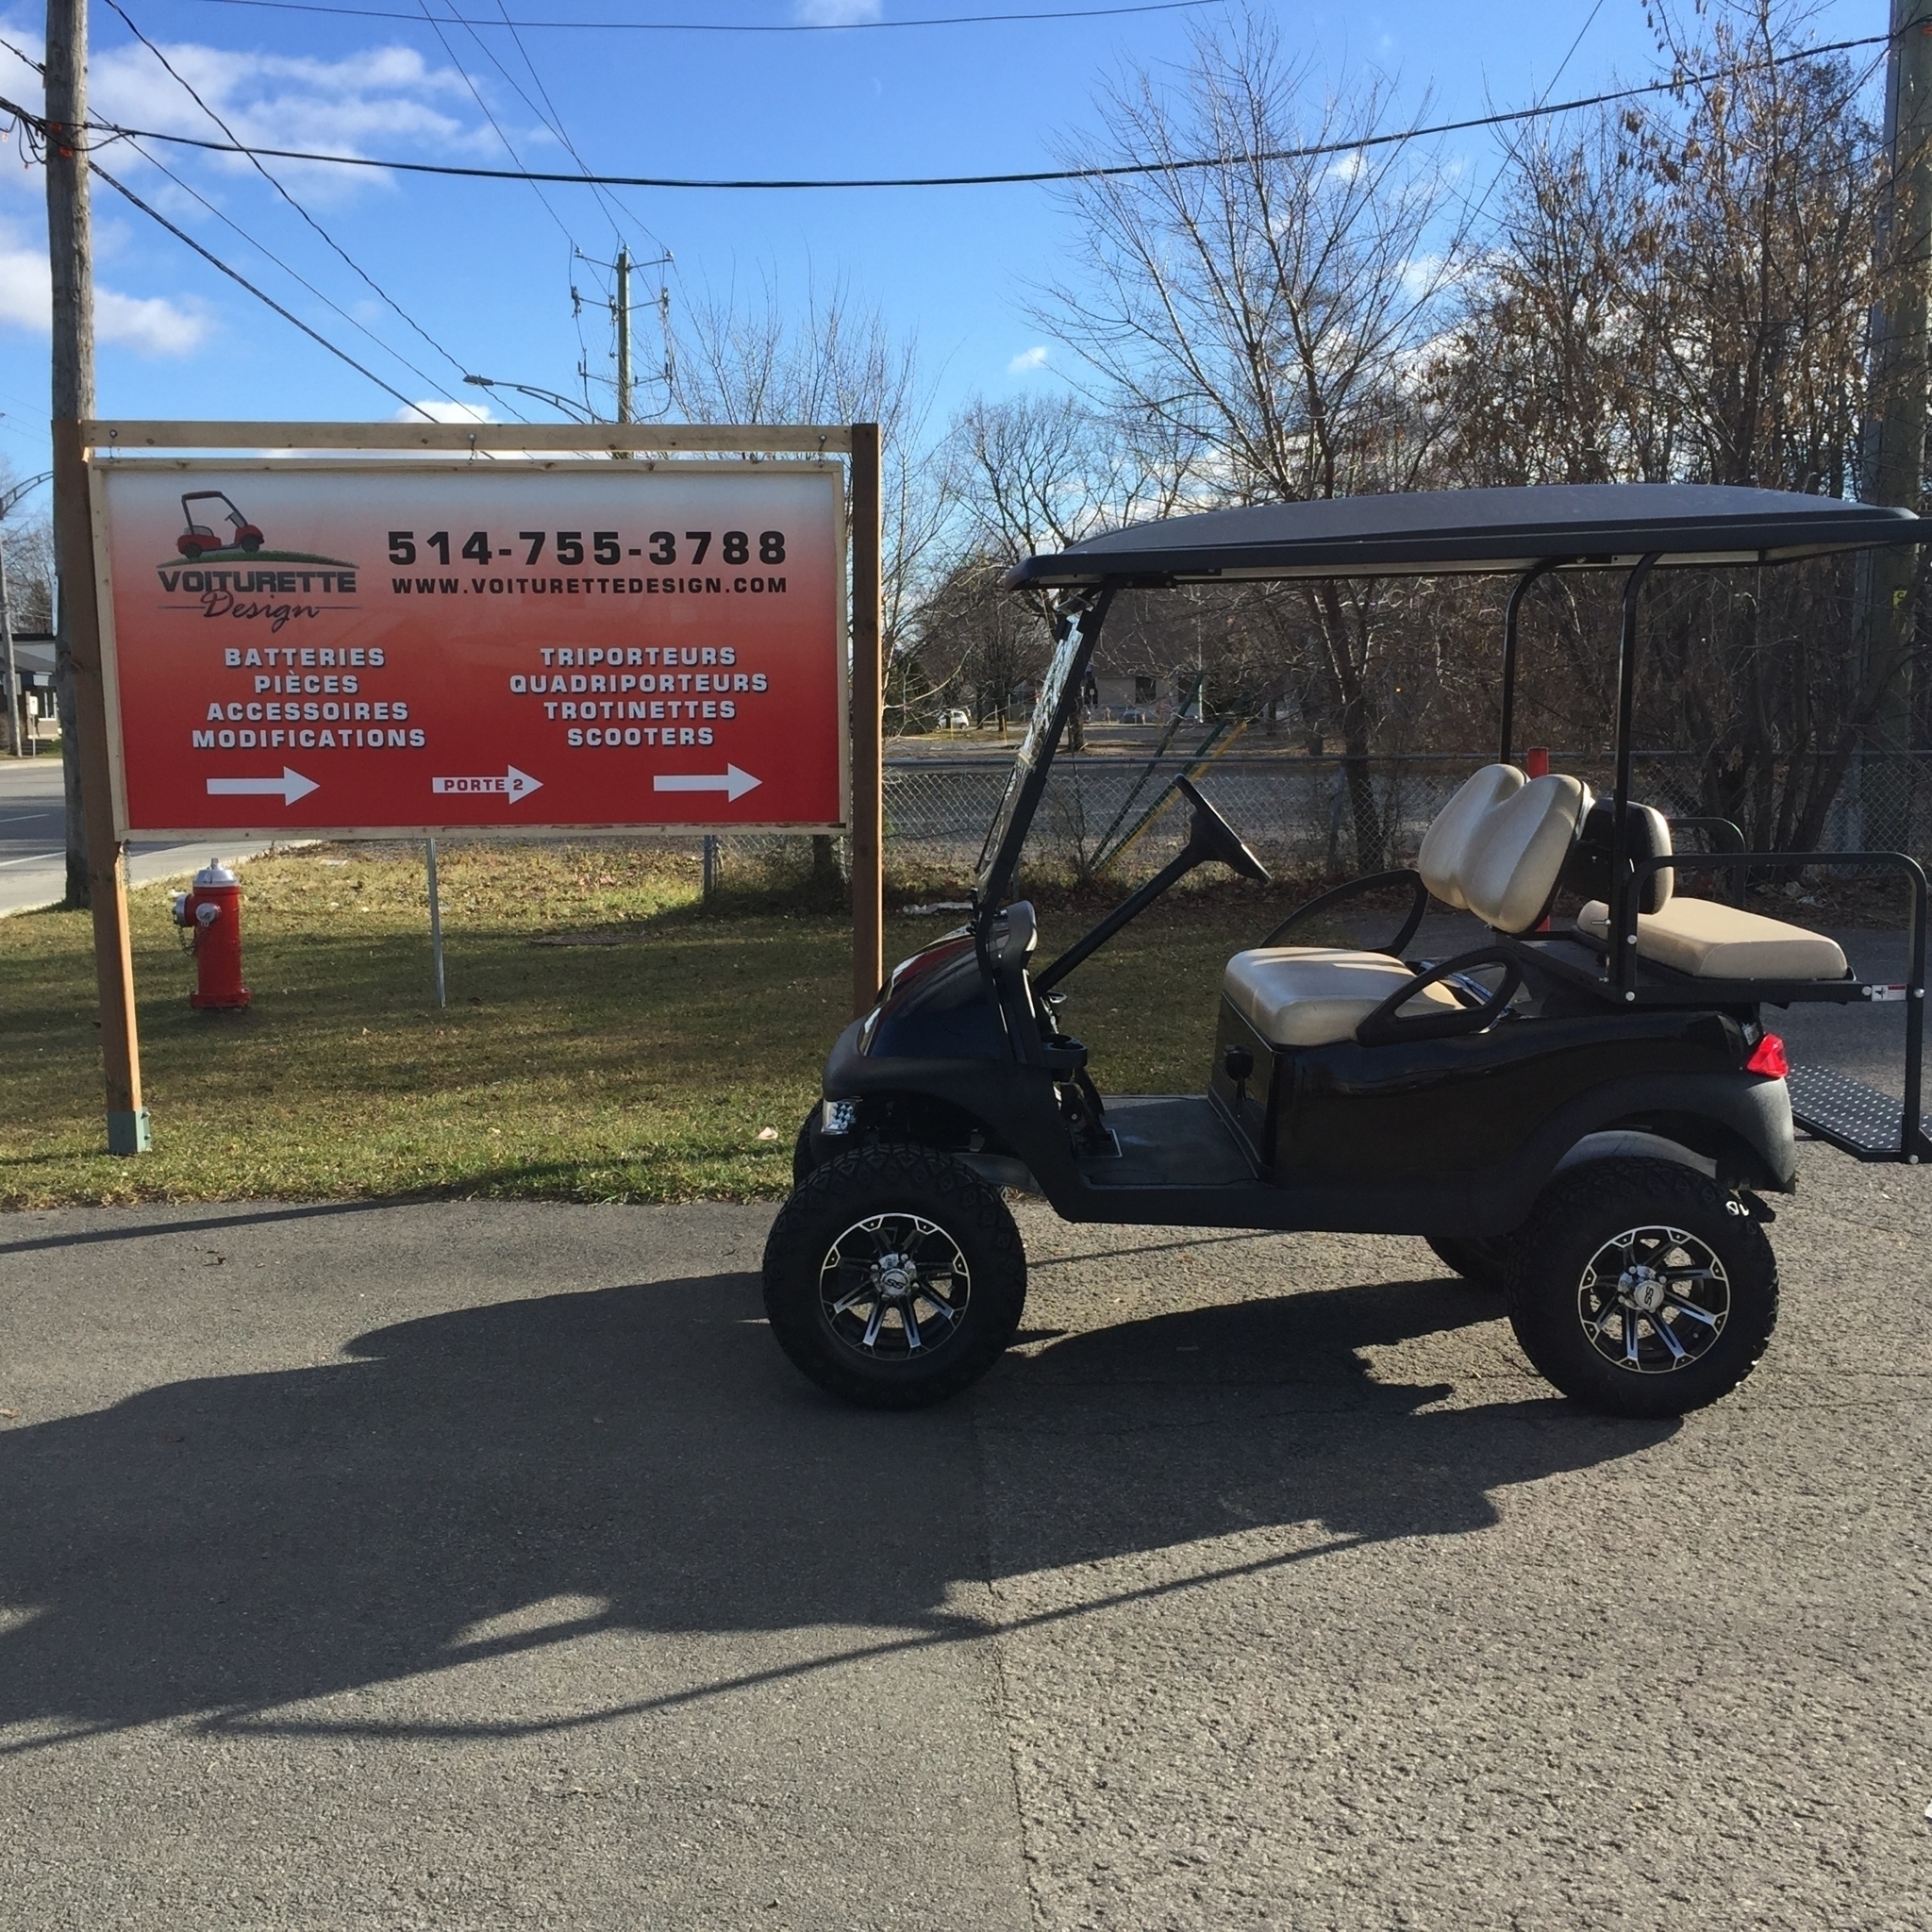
xmin=0 ymin=217 xmax=208 ymax=355
xmin=89 ymin=39 xmax=504 ymax=196
xmin=395 ymin=400 xmax=493 ymax=424
xmin=794 ymin=1 xmax=883 ymax=22
xmin=1400 ymin=253 xmax=1445 ymax=301
xmin=0 ymin=25 xmax=513 ymax=204
xmin=1008 ymin=345 xmax=1049 ymax=374
xmin=97 ymin=287 xmax=209 ymax=355
xmin=0 ymin=231 xmax=47 ymax=335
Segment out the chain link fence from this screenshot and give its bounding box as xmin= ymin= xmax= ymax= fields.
xmin=705 ymin=749 xmax=1932 ymax=891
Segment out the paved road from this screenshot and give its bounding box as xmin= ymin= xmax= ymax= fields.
xmin=0 ymin=756 xmax=291 ymax=916
xmin=1 ymin=1164 xmax=1926 ymax=1930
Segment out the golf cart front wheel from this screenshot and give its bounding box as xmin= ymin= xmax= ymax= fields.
xmin=762 ymin=1146 xmax=1026 ymax=1409
xmin=1507 ymin=1158 xmax=1777 ymax=1418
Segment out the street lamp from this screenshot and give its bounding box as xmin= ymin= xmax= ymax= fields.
xmin=462 ymin=375 xmax=597 ymax=425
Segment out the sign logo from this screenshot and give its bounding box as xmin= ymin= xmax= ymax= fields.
xmin=154 ymin=489 xmax=358 ymax=633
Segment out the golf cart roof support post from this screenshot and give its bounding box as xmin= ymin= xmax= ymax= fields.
xmin=1610 ymin=553 xmax=1662 ymax=997
xmin=974 ymin=586 xmax=1115 ymax=924
xmin=1499 ymin=558 xmax=1564 ymax=766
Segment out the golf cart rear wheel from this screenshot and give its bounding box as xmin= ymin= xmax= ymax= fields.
xmin=1507 ymin=1158 xmax=1777 ymax=1418
xmin=1425 ymin=1235 xmax=1518 ymax=1291
xmin=762 ymin=1145 xmax=1026 ymax=1409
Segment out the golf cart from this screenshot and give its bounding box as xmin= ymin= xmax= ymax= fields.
xmin=176 ymin=491 xmax=265 ymax=559
xmin=766 ymin=484 xmax=1929 ymax=1419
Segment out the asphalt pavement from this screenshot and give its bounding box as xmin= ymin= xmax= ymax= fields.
xmin=0 ymin=755 xmax=291 ymax=916
xmin=1 ymin=1159 xmax=1927 ymax=1930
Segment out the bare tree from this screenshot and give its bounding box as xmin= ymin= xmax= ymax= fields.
xmin=671 ymin=273 xmax=948 ymax=661
xmin=1035 ymin=8 xmax=1474 ymax=864
xmin=945 ymin=392 xmax=1186 ymax=562
xmin=1431 ymin=0 xmax=1896 ymax=846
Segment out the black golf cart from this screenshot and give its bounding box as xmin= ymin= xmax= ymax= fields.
xmin=766 ymin=484 xmax=1930 ymax=1419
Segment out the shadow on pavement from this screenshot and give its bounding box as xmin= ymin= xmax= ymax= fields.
xmin=0 ymin=1267 xmax=1669 ymax=1744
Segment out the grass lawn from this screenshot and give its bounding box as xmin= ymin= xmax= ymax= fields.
xmin=0 ymin=843 xmax=1307 ymax=1208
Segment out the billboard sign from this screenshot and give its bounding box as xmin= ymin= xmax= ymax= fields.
xmin=92 ymin=460 xmax=846 ymax=836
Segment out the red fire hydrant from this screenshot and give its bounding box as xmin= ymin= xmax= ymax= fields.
xmin=172 ymin=859 xmax=251 ymax=1010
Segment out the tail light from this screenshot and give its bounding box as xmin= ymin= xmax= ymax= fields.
xmin=1745 ymin=1033 xmax=1789 ymax=1078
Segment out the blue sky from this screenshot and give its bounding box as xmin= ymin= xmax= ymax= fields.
xmin=0 ymin=0 xmax=1888 ymax=498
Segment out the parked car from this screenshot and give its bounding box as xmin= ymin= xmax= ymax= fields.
xmin=939 ymin=708 xmax=972 ymax=730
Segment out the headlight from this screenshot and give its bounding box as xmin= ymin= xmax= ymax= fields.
xmin=821 ymin=1099 xmax=858 ymax=1136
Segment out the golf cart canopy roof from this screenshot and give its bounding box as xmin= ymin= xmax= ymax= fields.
xmin=1002 ymin=483 xmax=1924 ymax=588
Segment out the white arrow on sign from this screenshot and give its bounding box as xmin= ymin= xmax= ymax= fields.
xmin=431 ymin=766 xmax=542 ymax=803
xmin=653 ymin=764 xmax=761 ymax=803
xmin=206 ymin=768 xmax=318 ymax=806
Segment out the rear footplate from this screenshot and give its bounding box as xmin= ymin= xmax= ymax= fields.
xmin=1789 ymin=1064 xmax=1931 ymax=1162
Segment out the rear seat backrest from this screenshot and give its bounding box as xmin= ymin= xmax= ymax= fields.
xmin=1462 ymin=774 xmax=1591 ymax=933
xmin=1566 ymin=798 xmax=1675 ymax=914
xmin=1417 ymin=764 xmax=1524 ymax=909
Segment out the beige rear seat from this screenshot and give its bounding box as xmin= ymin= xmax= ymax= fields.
xmin=1577 ymin=898 xmax=1846 ymax=979
xmin=1222 ymin=947 xmax=1461 ymax=1047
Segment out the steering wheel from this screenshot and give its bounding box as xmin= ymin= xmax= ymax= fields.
xmin=1175 ymin=776 xmax=1271 ymax=883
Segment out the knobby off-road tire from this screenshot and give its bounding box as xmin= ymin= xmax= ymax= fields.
xmin=1425 ymin=1235 xmax=1519 ymax=1291
xmin=761 ymin=1145 xmax=1027 ymax=1409
xmin=1506 ymin=1157 xmax=1778 ymax=1419
xmin=791 ymin=1107 xmax=822 ymax=1190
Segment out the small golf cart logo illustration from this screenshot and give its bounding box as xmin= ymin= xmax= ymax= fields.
xmin=176 ymin=491 xmax=265 ymax=559
xmin=154 ymin=493 xmax=355 ymax=581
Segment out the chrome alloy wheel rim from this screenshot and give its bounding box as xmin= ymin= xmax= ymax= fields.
xmin=819 ymin=1212 xmax=972 ymax=1361
xmin=1577 ymin=1224 xmax=1730 ymax=1374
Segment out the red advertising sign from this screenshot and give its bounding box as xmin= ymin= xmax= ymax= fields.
xmin=93 ymin=461 xmax=846 ymax=835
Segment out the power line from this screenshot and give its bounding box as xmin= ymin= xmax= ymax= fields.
xmin=20 ymin=31 xmax=1890 ymax=193
xmin=410 ymin=0 xmax=581 ymax=248
xmin=101 ymin=0 xmax=525 ymax=417
xmin=126 ymin=132 xmax=472 ymax=405
xmin=403 ymin=0 xmax=613 ymax=415
xmin=188 ymin=0 xmax=1226 ymax=31
xmin=88 ymin=158 xmax=436 ymax=419
xmin=435 ymin=0 xmax=660 ymax=253
xmin=1451 ymin=0 xmax=1606 ymax=231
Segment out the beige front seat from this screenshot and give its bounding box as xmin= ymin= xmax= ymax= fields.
xmin=1221 ymin=947 xmax=1463 ymax=1047
xmin=1578 ymin=897 xmax=1846 ymax=979
xmin=1221 ymin=765 xmax=1592 ymax=1047
xmin=1417 ymin=762 xmax=1524 ymax=908
xmin=1460 ymin=774 xmax=1591 ymax=932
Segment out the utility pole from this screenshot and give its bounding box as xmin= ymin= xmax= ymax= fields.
xmin=614 ymin=245 xmax=632 ymax=425
xmin=1859 ymin=0 xmax=1932 ymax=844
xmin=45 ymin=0 xmax=148 ymax=1155
xmin=611 ymin=245 xmax=633 ymax=459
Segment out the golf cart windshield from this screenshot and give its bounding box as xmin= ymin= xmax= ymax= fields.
xmin=974 ymin=596 xmax=1106 ymax=909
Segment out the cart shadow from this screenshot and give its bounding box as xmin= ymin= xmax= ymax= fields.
xmin=0 ymin=1267 xmax=1669 ymax=1743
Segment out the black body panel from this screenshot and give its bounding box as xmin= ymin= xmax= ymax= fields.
xmin=824 ymin=932 xmax=1798 ymax=1239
